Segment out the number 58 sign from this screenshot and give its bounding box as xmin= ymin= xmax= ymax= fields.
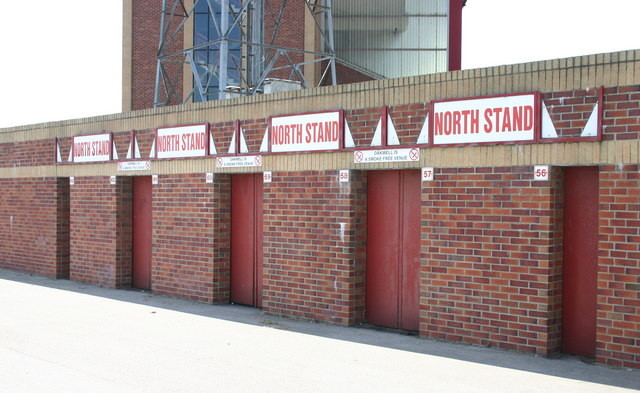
xmin=534 ymin=165 xmax=550 ymax=181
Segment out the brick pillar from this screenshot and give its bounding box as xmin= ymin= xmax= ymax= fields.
xmin=421 ymin=166 xmax=563 ymax=355
xmin=70 ymin=176 xmax=133 ymax=288
xmin=598 ymin=165 xmax=640 ymax=368
xmin=263 ymin=170 xmax=366 ymax=325
xmin=152 ymin=174 xmax=230 ymax=303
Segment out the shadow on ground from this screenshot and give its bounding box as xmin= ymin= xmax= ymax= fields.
xmin=2 ymin=268 xmax=639 ymax=391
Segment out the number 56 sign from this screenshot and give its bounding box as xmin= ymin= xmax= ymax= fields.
xmin=534 ymin=165 xmax=550 ymax=181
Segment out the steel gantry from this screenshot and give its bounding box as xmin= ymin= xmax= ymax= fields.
xmin=154 ymin=0 xmax=337 ymax=107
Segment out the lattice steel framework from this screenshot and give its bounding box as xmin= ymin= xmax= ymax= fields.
xmin=154 ymin=0 xmax=337 ymax=107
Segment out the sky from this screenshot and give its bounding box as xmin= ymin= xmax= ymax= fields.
xmin=0 ymin=0 xmax=638 ymax=128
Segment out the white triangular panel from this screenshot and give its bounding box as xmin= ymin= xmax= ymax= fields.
xmin=581 ymin=102 xmax=599 ymax=137
xmin=370 ymin=118 xmax=382 ymax=146
xmin=134 ymin=138 xmax=141 ymax=158
xmin=541 ymin=103 xmax=558 ymax=138
xmin=239 ymin=127 xmax=249 ymax=153
xmin=56 ymin=142 xmax=62 ymax=163
xmin=387 ymin=115 xmax=400 ymax=145
xmin=149 ymin=139 xmax=156 ymax=158
xmin=260 ymin=127 xmax=269 ymax=152
xmin=112 ymin=141 xmax=119 ymax=160
xmin=126 ymin=139 xmax=133 ymax=159
xmin=344 ymin=121 xmax=355 ymax=148
xmin=68 ymin=146 xmax=73 ymax=162
xmin=228 ymin=131 xmax=237 ymax=154
xmin=209 ymin=133 xmax=218 ymax=155
xmin=417 ymin=114 xmax=429 ymax=144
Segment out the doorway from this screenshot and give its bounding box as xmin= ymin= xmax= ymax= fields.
xmin=132 ymin=176 xmax=152 ymax=290
xmin=231 ymin=174 xmax=264 ymax=307
xmin=562 ymin=166 xmax=598 ymax=357
xmin=366 ymin=170 xmax=421 ymax=331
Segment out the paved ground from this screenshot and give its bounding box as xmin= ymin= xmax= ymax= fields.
xmin=0 ymin=268 xmax=639 ymax=393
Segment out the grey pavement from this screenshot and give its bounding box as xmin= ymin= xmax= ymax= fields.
xmin=0 ymin=268 xmax=639 ymax=393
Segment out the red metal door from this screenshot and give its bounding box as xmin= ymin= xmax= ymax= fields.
xmin=133 ymin=176 xmax=152 ymax=290
xmin=231 ymin=174 xmax=263 ymax=307
xmin=367 ymin=170 xmax=420 ymax=331
xmin=563 ymin=166 xmax=598 ymax=358
xmin=400 ymin=170 xmax=421 ymax=330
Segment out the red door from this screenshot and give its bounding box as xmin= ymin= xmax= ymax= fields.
xmin=133 ymin=176 xmax=152 ymax=290
xmin=563 ymin=166 xmax=598 ymax=357
xmin=231 ymin=174 xmax=263 ymax=307
xmin=367 ymin=170 xmax=421 ymax=331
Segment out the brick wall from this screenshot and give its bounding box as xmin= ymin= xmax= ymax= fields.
xmin=131 ymin=0 xmax=183 ymax=110
xmin=598 ymin=164 xmax=640 ymax=368
xmin=0 ymin=178 xmax=69 ymax=278
xmin=421 ymin=166 xmax=564 ymax=354
xmin=152 ymin=173 xmax=230 ymax=303
xmin=0 ymin=139 xmax=54 ymax=167
xmin=2 ymin=51 xmax=640 ymax=369
xmin=602 ymin=86 xmax=640 ymax=141
xmin=346 ymin=107 xmax=383 ymax=148
xmin=70 ymin=177 xmax=133 ymax=287
xmin=263 ymin=170 xmax=367 ymax=324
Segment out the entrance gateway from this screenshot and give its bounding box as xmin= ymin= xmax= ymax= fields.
xmin=366 ymin=170 xmax=421 ymax=331
xmin=562 ymin=167 xmax=598 ymax=358
xmin=231 ymin=174 xmax=264 ymax=307
xmin=132 ymin=176 xmax=152 ymax=289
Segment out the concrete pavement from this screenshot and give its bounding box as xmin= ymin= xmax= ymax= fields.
xmin=0 ymin=268 xmax=639 ymax=393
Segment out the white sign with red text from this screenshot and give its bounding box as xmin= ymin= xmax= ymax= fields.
xmin=354 ymin=148 xmax=420 ymax=163
xmin=270 ymin=111 xmax=342 ymax=153
xmin=216 ymin=155 xmax=263 ymax=168
xmin=432 ymin=93 xmax=538 ymax=145
xmin=156 ymin=124 xmax=208 ymax=158
xmin=72 ymin=133 xmax=112 ymax=163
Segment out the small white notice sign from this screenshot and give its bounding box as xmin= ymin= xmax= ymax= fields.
xmin=534 ymin=165 xmax=550 ymax=181
xmin=354 ymin=148 xmax=420 ymax=164
xmin=216 ymin=155 xmax=263 ymax=168
xmin=339 ymin=169 xmax=350 ymax=183
xmin=117 ymin=161 xmax=151 ymax=171
xmin=421 ymin=167 xmax=435 ymax=182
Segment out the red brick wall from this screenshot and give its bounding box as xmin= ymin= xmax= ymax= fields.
xmin=421 ymin=166 xmax=564 ymax=354
xmin=0 ymin=139 xmax=54 ymax=167
xmin=345 ymin=107 xmax=382 ymax=148
xmin=389 ymin=104 xmax=429 ymax=145
xmin=152 ymin=173 xmax=231 ymax=303
xmin=263 ymin=170 xmax=367 ymax=324
xmin=0 ymin=178 xmax=69 ymax=278
xmin=131 ymin=0 xmax=183 ymax=110
xmin=602 ymin=86 xmax=640 ymax=140
xmin=263 ymin=0 xmax=305 ymax=80
xmin=543 ymin=90 xmax=599 ymax=139
xmin=70 ymin=177 xmax=133 ymax=287
xmin=598 ymin=164 xmax=640 ymax=368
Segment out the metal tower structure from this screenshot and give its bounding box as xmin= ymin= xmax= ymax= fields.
xmin=154 ymin=0 xmax=337 ymax=107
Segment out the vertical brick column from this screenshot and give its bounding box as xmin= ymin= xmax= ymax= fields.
xmin=598 ymin=165 xmax=640 ymax=368
xmin=0 ymin=177 xmax=69 ymax=278
xmin=152 ymin=174 xmax=230 ymax=303
xmin=70 ymin=177 xmax=133 ymax=288
xmin=55 ymin=178 xmax=71 ymax=279
xmin=263 ymin=170 xmax=366 ymax=325
xmin=421 ymin=166 xmax=563 ymax=355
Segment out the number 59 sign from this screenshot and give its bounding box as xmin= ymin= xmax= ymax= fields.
xmin=534 ymin=165 xmax=550 ymax=181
